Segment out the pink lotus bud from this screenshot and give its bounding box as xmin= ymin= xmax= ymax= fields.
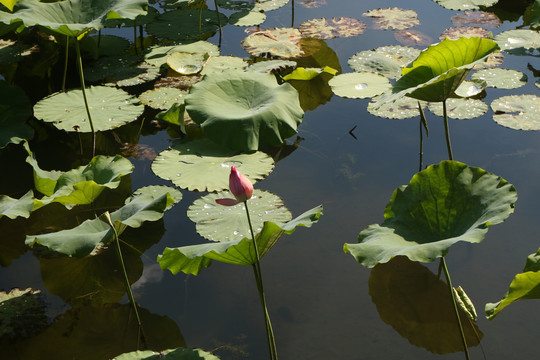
xmin=215 ymin=166 xmax=254 ymax=206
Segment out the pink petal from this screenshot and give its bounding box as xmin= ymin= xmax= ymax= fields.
xmin=229 ymin=166 xmax=254 ymax=202
xmin=215 ymin=198 xmax=238 ymax=206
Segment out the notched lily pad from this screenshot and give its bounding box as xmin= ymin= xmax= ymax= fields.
xmin=451 ymin=10 xmax=501 ymax=28
xmin=299 ymin=17 xmax=366 ymax=39
xmin=367 ymin=97 xmax=427 ymax=119
xmin=471 ymin=68 xmax=527 ymax=89
xmin=253 ymin=0 xmax=289 ymax=11
xmin=428 ymin=98 xmax=488 ymax=119
xmin=491 ymin=94 xmax=540 ymax=130
xmin=348 ymin=46 xmax=420 ymax=79
xmin=439 ymin=26 xmax=491 ymax=40
xmin=144 ymin=41 xmax=220 ymax=68
xmin=329 ymin=72 xmax=391 ymax=99
xmin=362 ymin=8 xmax=420 ymax=30
xmin=242 ymin=28 xmax=303 ymax=58
xmin=139 ymin=87 xmax=188 ymax=110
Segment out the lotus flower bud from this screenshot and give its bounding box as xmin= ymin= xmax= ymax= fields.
xmin=215 ymin=166 xmax=253 ymax=206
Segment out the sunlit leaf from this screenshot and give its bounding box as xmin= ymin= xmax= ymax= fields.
xmin=344 ymin=161 xmax=517 ymax=267
xmin=298 ymin=17 xmax=366 ymax=39
xmin=348 ymin=45 xmax=420 ymax=79
xmin=139 ymin=87 xmax=188 ymax=110
xmin=166 ymin=52 xmax=205 ymax=75
xmin=362 ymin=8 xmax=420 ymax=30
xmin=433 ymin=0 xmax=498 ymax=11
xmin=114 ymin=348 xmax=221 ymax=360
xmin=439 ymin=26 xmax=491 ymax=40
xmin=242 ymin=28 xmax=303 ymax=58
xmin=247 ymin=59 xmax=296 ymax=73
xmin=367 ymin=97 xmax=427 ymax=119
xmin=453 ymin=79 xmax=487 ymax=97
xmin=451 ymin=10 xmax=501 ymax=28
xmin=253 ymin=0 xmax=289 ymax=11
xmin=200 ymin=56 xmax=247 ymax=75
xmin=0 ymin=190 xmax=33 ymax=219
xmin=428 ymin=98 xmax=488 ymax=119
xmin=491 ymin=94 xmax=540 ymax=130
xmin=229 ymin=10 xmax=266 ymax=26
xmin=329 ymin=72 xmax=391 ymax=99
xmin=494 ymin=29 xmax=540 ymax=56
xmin=144 ymin=41 xmax=219 ymax=68
xmin=394 ymin=29 xmax=433 ymax=46
xmin=471 ymin=68 xmax=527 ymax=89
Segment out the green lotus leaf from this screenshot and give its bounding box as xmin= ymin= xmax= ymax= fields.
xmin=146 ymin=9 xmax=227 ymax=41
xmin=0 ymin=0 xmax=148 ymax=37
xmin=253 ymin=0 xmax=290 ymax=11
xmin=362 ymin=8 xmax=420 ymax=30
xmin=453 ymin=79 xmax=487 ymax=97
xmin=25 ymin=193 xmax=173 ymax=257
xmin=491 ymin=94 xmax=540 ymax=130
xmin=374 ymin=37 xmax=499 ymax=107
xmin=0 ymin=0 xmax=20 ymax=11
xmin=217 ymin=0 xmax=254 ymax=11
xmin=348 ymin=45 xmax=420 ymax=79
xmin=471 ymin=68 xmax=528 ymax=89
xmin=367 ymin=97 xmax=427 ymax=119
xmin=185 ymin=71 xmax=304 ymax=151
xmin=126 ymin=185 xmax=182 ymax=211
xmin=167 ymin=52 xmax=205 ymax=75
xmin=494 ymin=29 xmax=540 ymax=56
xmin=188 ymin=190 xmax=292 ymax=242
xmin=434 ymin=0 xmax=498 ymax=11
xmin=439 ymin=26 xmax=491 ymax=41
xmin=299 ymin=17 xmax=366 ymax=39
xmin=200 ymin=56 xmax=248 ymax=75
xmin=486 ymin=247 xmax=540 ymax=319
xmin=451 ymin=10 xmax=501 ymax=28
xmin=158 ymin=204 xmax=323 ymax=275
xmin=139 ymin=87 xmax=188 ymax=110
xmin=241 ymin=28 xmax=303 ymax=58
xmin=283 ymin=66 xmax=337 ymax=81
xmin=151 ymin=138 xmax=274 ymax=192
xmin=143 ymin=41 xmax=220 ymax=68
xmin=524 ymin=0 xmax=540 ymax=29
xmin=428 ymin=98 xmax=488 ymax=119
xmin=0 ymin=190 xmax=34 ymax=219
xmin=0 ymin=80 xmax=33 ymax=148
xmin=84 ymin=55 xmax=160 ymax=86
xmin=228 ymin=10 xmax=266 ymax=26
xmin=155 ymin=104 xmax=186 ymax=132
xmin=88 ymin=34 xmax=130 ymax=57
xmin=34 ymin=86 xmax=143 ymax=133
xmin=329 ymin=72 xmax=391 ymax=99
xmin=344 ymin=161 xmax=517 ymax=268
xmin=247 ymin=59 xmax=296 ymax=73
xmin=114 ymin=348 xmax=221 ymax=360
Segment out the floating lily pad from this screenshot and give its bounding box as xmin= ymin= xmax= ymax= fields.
xmin=0 ymin=190 xmax=34 ymax=219
xmin=428 ymin=98 xmax=488 ymax=119
xmin=146 ymin=9 xmax=227 ymax=41
xmin=282 ymin=66 xmax=336 ymax=80
xmin=242 ymin=28 xmax=303 ymax=58
xmin=166 ymin=52 xmax=206 ymax=75
xmin=453 ymin=79 xmax=487 ymax=97
xmin=200 ymin=56 xmax=247 ymax=75
xmin=144 ymin=41 xmax=220 ymax=68
xmin=229 ymin=10 xmax=266 ymax=26
xmin=84 ymin=55 xmax=160 ymax=86
xmin=185 ymin=71 xmax=304 ymax=151
xmin=34 ymin=86 xmax=143 ymax=133
xmin=217 ymin=0 xmax=254 ymax=10
xmin=300 ymin=0 xmax=326 ymax=7
xmin=494 ymin=29 xmax=540 ymax=56
xmin=139 ymin=87 xmax=188 ymax=110
xmin=434 ymin=0 xmax=498 ymax=11
xmin=439 ymin=26 xmax=491 ymax=40
xmin=451 ymin=10 xmax=501 ymax=28
xmin=329 ymin=72 xmax=391 ymax=99
xmin=151 ymin=138 xmax=274 ymax=192
xmin=344 ymin=161 xmax=517 ymax=267
xmin=299 ymin=17 xmax=366 ymax=39
xmin=247 ymin=59 xmax=297 ymax=73
xmin=473 ymin=51 xmax=504 ymax=69
xmin=367 ymin=97 xmax=427 ymax=119
xmin=158 ymin=205 xmax=322 ymax=275
xmin=253 ymin=0 xmax=289 ymax=11
xmin=362 ymin=8 xmax=420 ymax=30
xmin=471 ymin=68 xmax=527 ymax=89
xmin=0 ymin=80 xmax=33 ymax=148
xmin=348 ymin=46 xmax=420 ymax=79
xmin=491 ymin=94 xmax=540 ymax=130
xmin=188 ymin=190 xmax=292 ymax=242
xmin=114 ymin=348 xmax=221 ymax=360
xmin=394 ymin=30 xmax=433 ymax=46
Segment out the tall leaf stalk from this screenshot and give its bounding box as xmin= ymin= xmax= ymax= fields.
xmin=74 ymin=37 xmax=96 ymax=157
xmin=244 ymin=201 xmax=278 ymax=360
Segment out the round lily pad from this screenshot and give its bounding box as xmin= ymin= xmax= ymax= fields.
xmin=229 ymin=10 xmax=266 ymax=26
xmin=473 ymin=51 xmax=504 ymax=70
xmin=329 ymin=72 xmax=391 ymax=99
xmin=471 ymin=68 xmax=528 ymax=89
xmin=428 ymin=98 xmax=488 ymax=119
xmin=494 ymin=29 xmax=540 ymax=56
xmin=242 ymin=28 xmax=304 ymax=58
xmin=84 ymin=55 xmax=160 ymax=87
xmin=439 ymin=26 xmax=491 ymax=40
xmin=253 ymin=0 xmax=290 ymax=11
xmin=185 ymin=71 xmax=304 ymax=151
xmin=451 ymin=10 xmax=501 ymax=28
xmin=299 ymin=17 xmax=366 ymax=39
xmin=139 ymin=87 xmax=188 ymax=110
xmin=362 ymin=8 xmax=420 ymax=30
xmin=34 ymin=86 xmax=144 ymax=133
xmin=146 ymin=9 xmax=228 ymax=41
xmin=200 ymin=56 xmax=247 ymax=75
xmin=166 ymin=52 xmax=206 ymax=75
xmin=247 ymin=59 xmax=297 ymax=73
xmin=367 ymin=97 xmax=427 ymax=119
xmin=348 ymin=45 xmax=420 ymax=79
xmin=151 ymin=138 xmax=274 ymax=192
xmin=144 ymin=41 xmax=220 ymax=68
xmin=491 ymin=95 xmax=540 ymax=130
xmin=394 ymin=30 xmax=433 ymax=46
xmin=434 ymin=0 xmax=498 ymax=11
xmin=187 ymin=189 xmax=292 ymax=242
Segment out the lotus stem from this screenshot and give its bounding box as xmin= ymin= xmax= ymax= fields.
xmin=443 ymin=99 xmax=453 ymax=161
xmin=245 ymin=201 xmax=279 ymax=360
xmin=133 ymin=22 xmax=138 ymax=55
xmin=74 ymin=37 xmax=96 ymax=157
xmin=62 ymin=36 xmax=69 ymax=92
xmin=441 ymin=257 xmax=470 ymax=360
xmin=213 ymin=0 xmax=222 ymax=39
xmin=291 ymin=0 xmax=295 ymax=28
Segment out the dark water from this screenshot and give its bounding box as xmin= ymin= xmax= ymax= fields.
xmin=1 ymin=0 xmax=540 ymax=359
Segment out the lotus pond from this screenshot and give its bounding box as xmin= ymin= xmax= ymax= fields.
xmin=0 ymin=0 xmax=539 ymax=359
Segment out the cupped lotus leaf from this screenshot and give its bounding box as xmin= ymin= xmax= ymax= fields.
xmin=298 ymin=17 xmax=366 ymax=39
xmin=34 ymin=86 xmax=143 ymax=133
xmin=344 ymin=161 xmax=517 ymax=268
xmin=439 ymin=26 xmax=491 ymax=41
xmin=253 ymin=0 xmax=290 ymax=11
xmin=491 ymin=95 xmax=540 ymax=130
xmin=362 ymin=8 xmax=420 ymax=30
xmin=374 ymin=37 xmax=499 ymax=107
xmin=486 ymin=247 xmax=540 ymax=319
xmin=229 ymin=10 xmax=266 ymax=26
xmin=185 ymin=71 xmax=304 ymax=151
xmin=471 ymin=68 xmax=527 ymax=89
xmin=158 ymin=205 xmax=322 ymax=275
xmin=114 ymin=348 xmax=221 ymax=360
xmin=0 ymin=80 xmax=33 ymax=148
xmin=166 ymin=52 xmax=205 ymax=75
xmin=201 ymin=56 xmax=247 ymax=75
xmin=25 ymin=193 xmax=174 ymax=257
xmin=428 ymin=98 xmax=488 ymax=119
xmin=367 ymin=97 xmax=427 ymax=119
xmin=451 ymin=10 xmax=501 ymax=28
xmin=139 ymin=87 xmax=188 ymax=110
xmin=188 ymin=190 xmax=292 ymax=242
xmin=0 ymin=0 xmax=148 ymax=37
xmin=146 ymin=9 xmax=227 ymax=41
xmin=434 ymin=0 xmax=498 ymax=11
xmin=242 ymin=28 xmax=303 ymax=58
xmin=494 ymin=29 xmax=540 ymax=56
xmin=0 ymin=190 xmax=34 ymax=219
xmin=144 ymin=41 xmax=219 ymax=68
xmin=453 ymin=79 xmax=487 ymax=97
xmin=394 ymin=30 xmax=433 ymax=46
xmin=348 ymin=46 xmax=421 ymax=79
xmin=329 ymin=72 xmax=391 ymax=99
xmin=247 ymin=59 xmax=296 ymax=73
xmin=151 ymin=138 xmax=274 ymax=192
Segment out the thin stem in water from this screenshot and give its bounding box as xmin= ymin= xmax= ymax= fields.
xmin=62 ymin=36 xmax=69 ymax=92
xmin=443 ymin=99 xmax=453 ymax=161
xmin=74 ymin=37 xmax=96 ymax=157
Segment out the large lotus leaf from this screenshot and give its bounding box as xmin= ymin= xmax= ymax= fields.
xmin=185 ymin=71 xmax=304 ymax=151
xmin=139 ymin=87 xmax=187 ymax=110
xmin=146 ymin=9 xmax=227 ymax=41
xmin=114 ymin=348 xmax=220 ymax=360
xmin=344 ymin=161 xmax=517 ymax=268
xmin=158 ymin=205 xmax=323 ymax=275
xmin=0 ymin=0 xmax=148 ymax=37
xmin=0 ymin=80 xmax=33 ymax=148
xmin=434 ymin=0 xmax=498 ymax=11
xmin=0 ymin=190 xmax=34 ymax=219
xmin=491 ymin=94 xmax=540 ymax=130
xmin=374 ymin=37 xmax=499 ymax=106
xmin=188 ymin=190 xmax=292 ymax=242
xmin=25 ymin=193 xmax=173 ymax=257
xmin=34 ymin=86 xmax=143 ymax=133
xmin=229 ymin=10 xmax=266 ymax=26
xmin=151 ymin=138 xmax=274 ymax=192
xmin=486 ymin=247 xmax=540 ymax=319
